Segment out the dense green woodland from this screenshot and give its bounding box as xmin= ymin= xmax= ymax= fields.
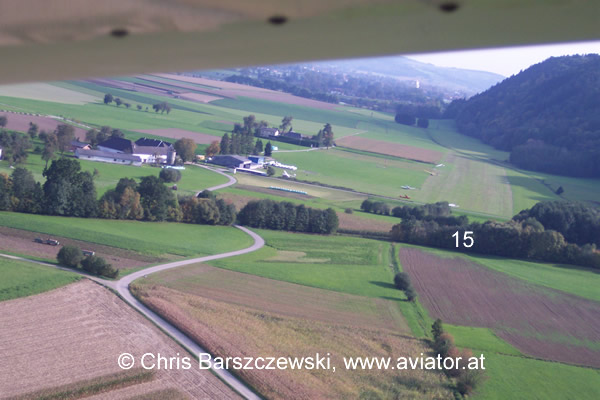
xmin=446 ymin=55 xmax=600 ymax=177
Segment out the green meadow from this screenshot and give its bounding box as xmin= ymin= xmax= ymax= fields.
xmin=0 ymin=212 xmax=253 ymax=258
xmin=0 ymin=257 xmax=80 ymax=302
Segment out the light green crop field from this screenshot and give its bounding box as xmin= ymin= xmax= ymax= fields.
xmin=445 ymin=325 xmax=522 ymax=356
xmin=0 ymin=257 xmax=80 ymax=302
xmin=0 ymin=212 xmax=252 ymax=258
xmin=211 ymin=229 xmax=402 ymax=300
xmin=416 ymin=153 xmax=514 ymax=218
xmin=273 ymin=149 xmax=430 ymax=198
xmin=476 ymin=353 xmax=600 ymax=400
xmin=0 ymin=82 xmax=99 ymax=105
xmin=355 ymin=120 xmax=449 ymax=152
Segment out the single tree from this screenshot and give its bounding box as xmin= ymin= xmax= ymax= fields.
xmin=0 ymin=116 xmax=7 ymax=129
xmin=220 ymin=133 xmax=231 ymax=155
xmin=174 ymin=138 xmax=196 ymax=162
xmin=266 ymin=166 xmax=276 ymax=176
xmin=103 ymin=93 xmax=114 ymax=104
xmin=42 ymin=132 xmax=58 ymax=169
xmin=254 ymin=139 xmax=264 ymax=155
xmin=556 ymin=186 xmax=564 ymax=195
xmin=393 ymin=272 xmax=411 ymax=290
xmin=205 ymin=141 xmax=220 ymax=158
xmin=55 ymin=124 xmax=75 ymax=154
xmin=57 ymin=245 xmax=83 ymax=268
xmin=85 ymin=129 xmax=99 ymax=146
xmin=27 ymin=122 xmax=39 ymax=139
xmin=159 ymin=168 xmax=182 ymax=183
xmin=265 ymin=141 xmax=273 ymax=156
xmin=124 ymin=103 xmax=131 ymax=109
xmin=136 ymin=104 xmax=142 ymax=111
xmin=431 ymin=319 xmax=444 ymax=341
xmin=110 ymin=129 xmax=124 ymax=138
xmin=114 ymin=98 xmax=123 ymax=107
xmin=322 ymin=123 xmax=334 ymax=148
xmin=279 ymin=116 xmax=293 ymax=133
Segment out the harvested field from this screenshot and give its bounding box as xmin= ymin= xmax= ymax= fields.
xmin=135 ymin=128 xmax=219 ymax=144
xmin=178 ymin=92 xmax=223 ymax=103
xmin=336 ymin=212 xmax=396 ymax=233
xmin=399 ymin=248 xmax=600 ymax=368
xmin=139 ymin=265 xmax=406 ymax=331
xmin=132 ymin=283 xmax=452 ymax=400
xmin=0 ymin=280 xmax=239 ymax=399
xmin=155 ymin=74 xmax=338 ymax=110
xmin=0 ymin=111 xmax=87 ymax=139
xmin=337 ymin=136 xmax=443 ymax=163
xmin=0 ymin=226 xmax=159 ymax=269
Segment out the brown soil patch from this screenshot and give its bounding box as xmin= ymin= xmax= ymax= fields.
xmin=337 ymin=136 xmax=443 ymax=164
xmin=337 ymin=212 xmax=396 ymax=233
xmin=135 ymin=128 xmax=220 ymax=144
xmin=0 ymin=280 xmax=239 ymax=399
xmin=132 ymin=284 xmax=452 ymax=400
xmin=399 ymin=248 xmax=600 ymax=368
xmin=140 ymin=265 xmax=408 ymax=332
xmin=0 ymin=226 xmax=160 ymax=269
xmin=0 ymin=111 xmax=87 ymax=139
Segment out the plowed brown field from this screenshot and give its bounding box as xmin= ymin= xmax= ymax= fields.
xmin=0 ymin=280 xmax=239 ymax=399
xmin=336 ymin=136 xmax=443 ymax=163
xmin=0 ymin=111 xmax=87 ymax=139
xmin=399 ymin=248 xmax=600 ymax=368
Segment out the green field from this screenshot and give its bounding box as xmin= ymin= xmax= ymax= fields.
xmin=445 ymin=325 xmax=522 ymax=356
xmin=0 ymin=257 xmax=80 ymax=302
xmin=0 ymin=212 xmax=253 ymax=258
xmin=476 ymin=353 xmax=600 ymax=400
xmin=211 ymin=229 xmax=402 ymax=299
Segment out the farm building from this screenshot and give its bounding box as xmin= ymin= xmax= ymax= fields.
xmin=283 ymin=131 xmax=303 ymax=140
xmin=97 ymin=137 xmax=176 ymax=164
xmin=75 ymin=148 xmax=142 ymax=166
xmin=248 ymin=155 xmax=265 ymax=165
xmin=135 ymin=137 xmax=172 ymax=148
xmin=97 ymin=137 xmax=134 ymax=154
xmin=208 ymin=155 xmax=252 ymax=169
xmin=258 ymin=127 xmax=280 ymax=138
xmin=0 ymin=147 xmax=2 ymax=160
xmin=69 ymin=140 xmax=91 ymax=152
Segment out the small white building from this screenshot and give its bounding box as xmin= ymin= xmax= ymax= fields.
xmin=0 ymin=147 xmax=3 ymax=160
xmin=75 ymin=148 xmax=142 ymax=166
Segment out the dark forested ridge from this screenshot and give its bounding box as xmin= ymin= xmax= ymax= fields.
xmin=446 ymin=55 xmax=600 ymax=177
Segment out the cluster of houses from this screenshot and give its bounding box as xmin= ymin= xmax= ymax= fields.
xmin=74 ymin=137 xmax=176 ymax=166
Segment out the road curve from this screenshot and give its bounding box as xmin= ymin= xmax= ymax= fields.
xmin=1 ymin=225 xmax=264 ymax=400
xmin=193 ymin=164 xmax=237 ymax=194
xmin=114 ymin=225 xmax=264 ymax=400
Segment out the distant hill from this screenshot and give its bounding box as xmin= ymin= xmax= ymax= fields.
xmin=307 ymin=56 xmax=505 ymax=96
xmin=446 ymin=54 xmax=600 ymax=178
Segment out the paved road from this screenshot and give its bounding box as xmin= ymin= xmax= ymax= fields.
xmin=2 ymin=225 xmax=264 ymax=400
xmin=192 ymin=164 xmax=237 ymax=195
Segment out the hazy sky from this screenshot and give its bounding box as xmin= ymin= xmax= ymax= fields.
xmin=406 ymin=41 xmax=600 ymax=77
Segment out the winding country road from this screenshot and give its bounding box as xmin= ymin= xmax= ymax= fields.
xmin=1 ymin=167 xmax=266 ymax=399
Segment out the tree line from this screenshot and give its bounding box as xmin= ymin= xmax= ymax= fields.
xmin=0 ymin=158 xmax=236 ymax=227
xmin=237 ymin=199 xmax=339 ymax=234
xmin=389 ymin=201 xmax=600 ymax=269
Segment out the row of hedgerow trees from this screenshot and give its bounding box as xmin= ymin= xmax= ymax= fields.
xmin=387 ymin=202 xmax=600 ymax=270
xmin=57 ymin=245 xmax=118 ymax=278
xmin=237 ymin=199 xmax=339 ymax=234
